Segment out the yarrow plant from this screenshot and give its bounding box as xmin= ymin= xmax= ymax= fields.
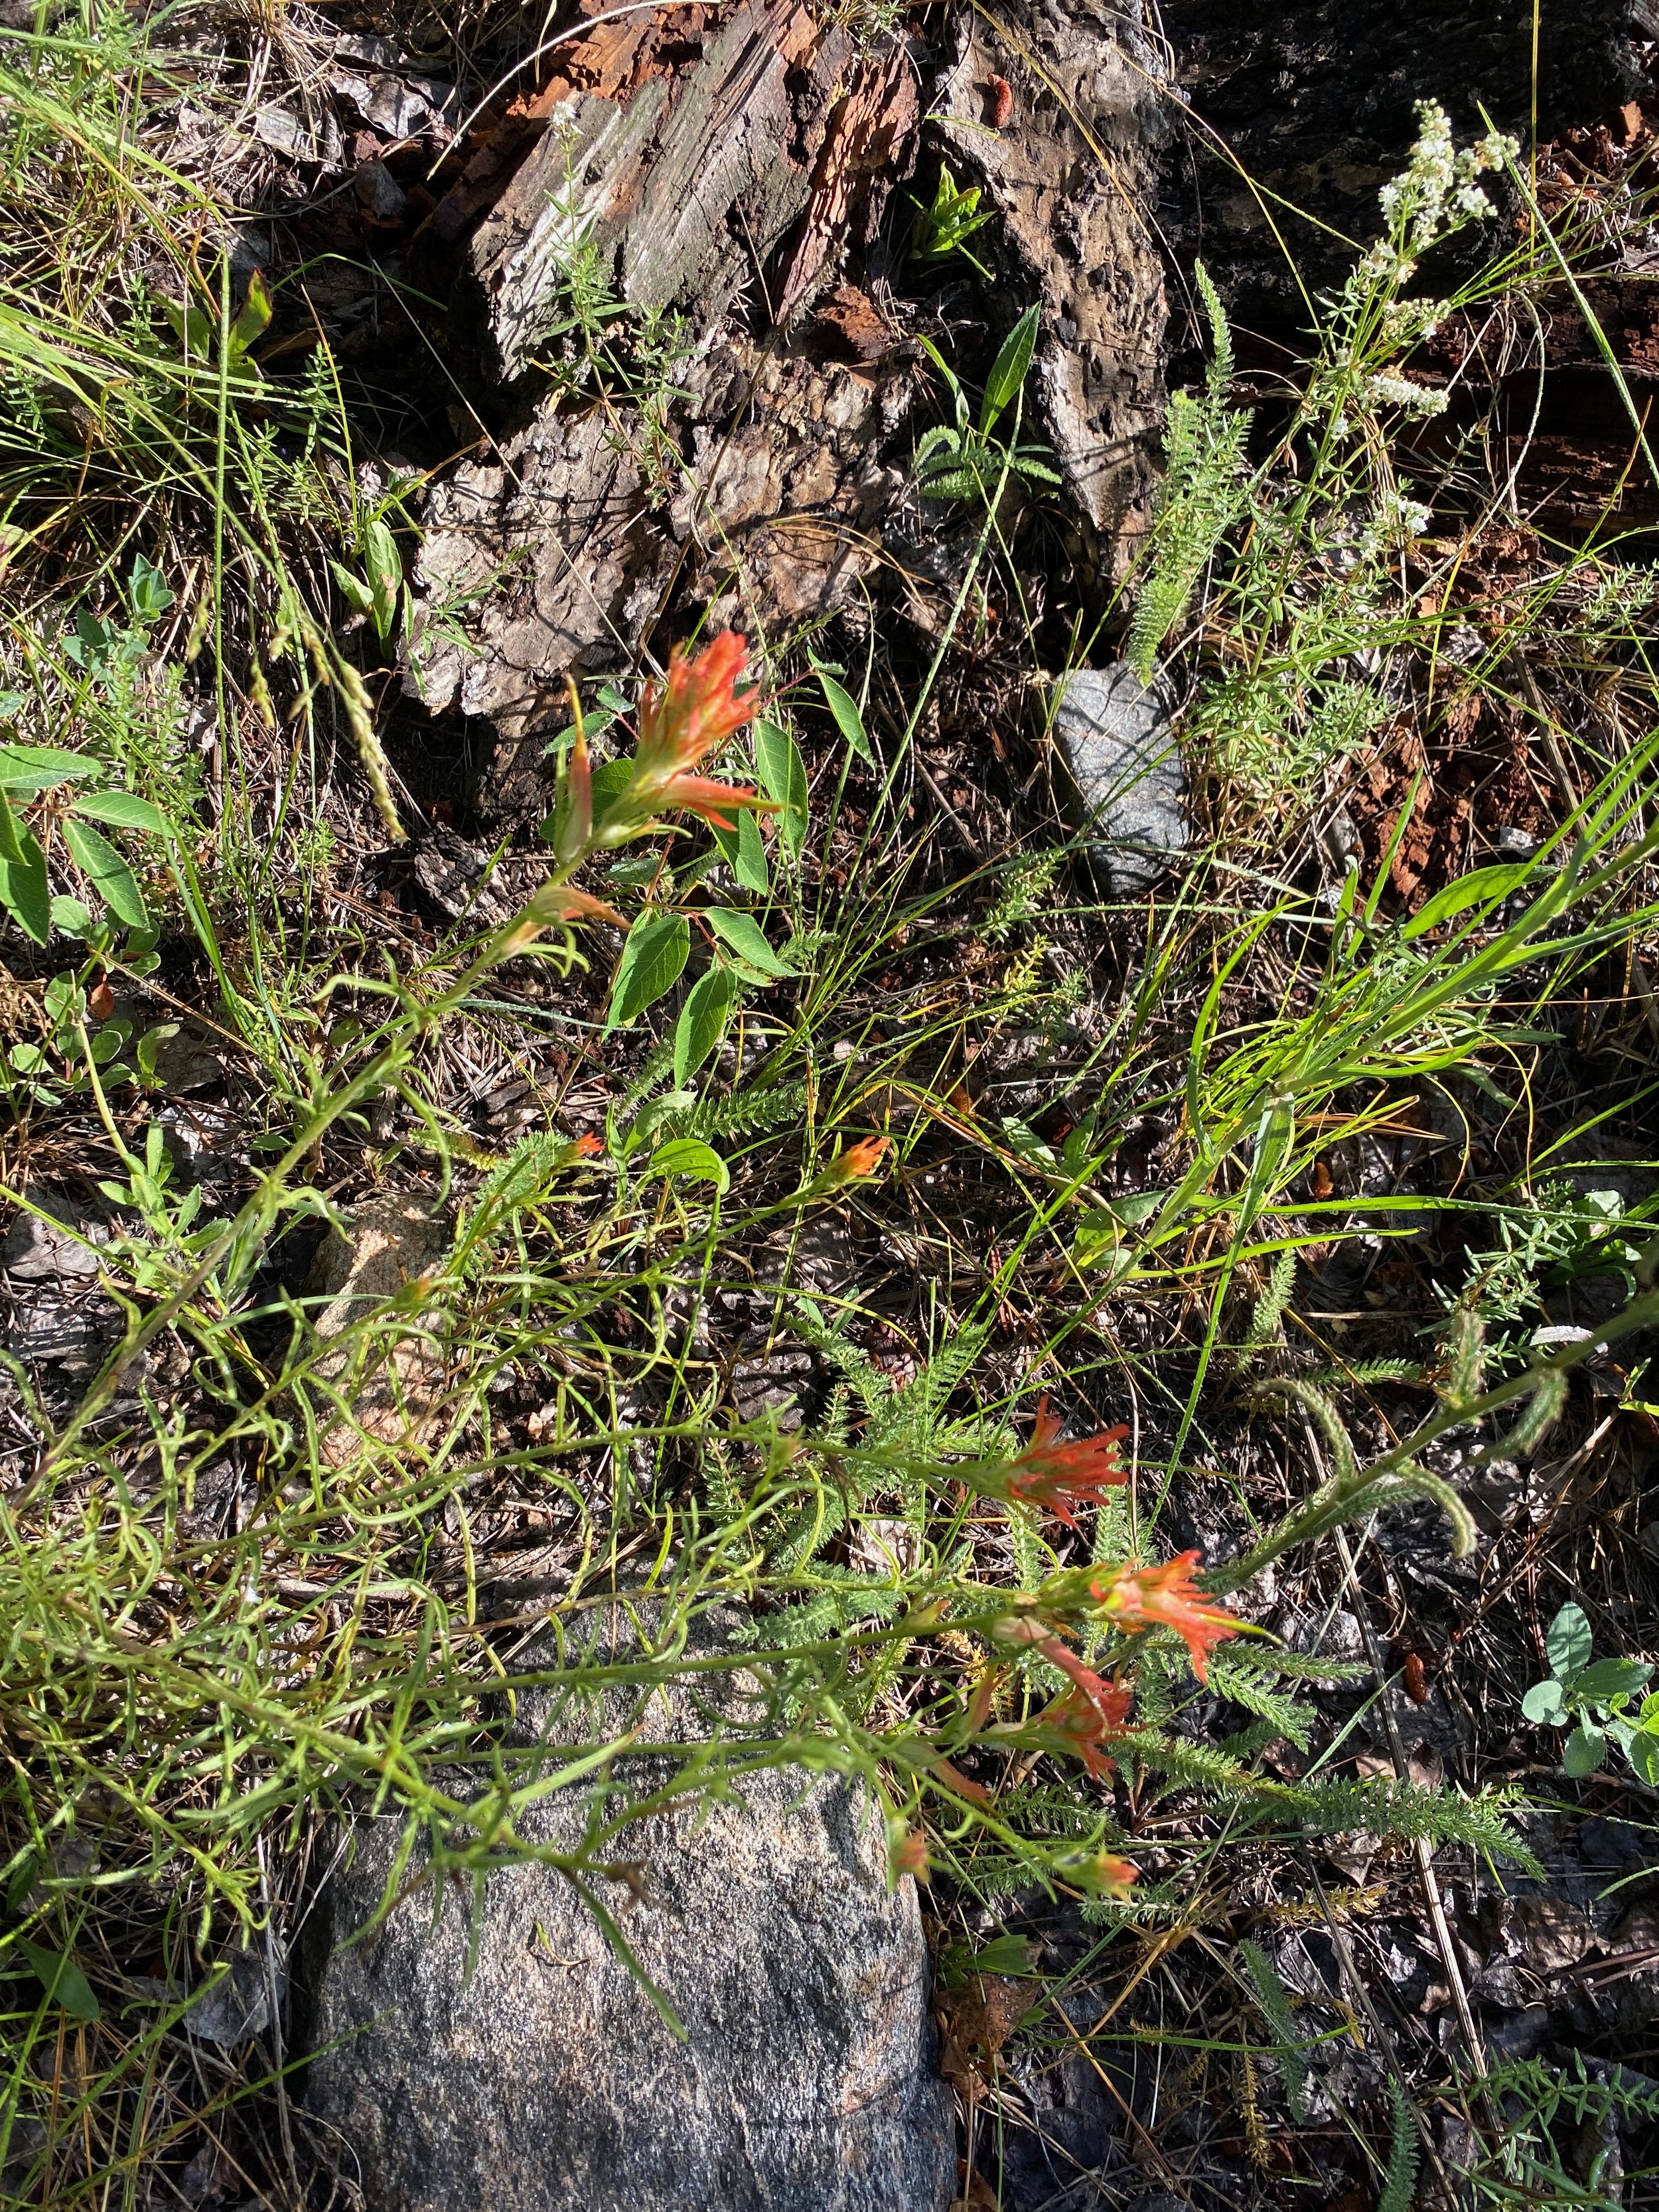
xmin=1313 ymin=100 xmax=1518 ymax=436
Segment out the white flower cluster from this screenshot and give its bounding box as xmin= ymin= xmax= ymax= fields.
xmin=1364 ymin=372 xmax=1450 ymax=415
xmin=1362 ymin=102 xmax=1520 ymax=289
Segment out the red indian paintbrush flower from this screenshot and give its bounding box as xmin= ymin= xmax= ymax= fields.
xmin=824 ymin=1135 xmax=889 ymax=1185
xmin=628 ymin=631 xmax=774 ymax=830
xmin=1092 ymin=1551 xmax=1237 ymax=1682
xmin=1003 ymin=1397 xmax=1129 ymax=1530
xmin=1035 ymin=1652 xmax=1133 ymax=1781
xmin=889 ymin=1828 xmax=930 ymax=1881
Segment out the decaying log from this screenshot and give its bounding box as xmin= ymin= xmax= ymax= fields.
xmin=452 ymin=0 xmax=914 ymax=388
xmin=405 ymin=338 xmax=917 ymax=749
xmin=933 ymin=1 xmax=1173 ymax=570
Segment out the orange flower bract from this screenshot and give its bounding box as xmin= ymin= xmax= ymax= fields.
xmin=1004 ymin=1398 xmax=1129 ymax=1530
xmin=628 ymin=632 xmax=774 ymax=830
xmin=1092 ymin=1551 xmax=1238 ymax=1682
xmin=826 ymin=1135 xmax=890 ymax=1185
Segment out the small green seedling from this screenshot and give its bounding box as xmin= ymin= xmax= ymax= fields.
xmin=912 ymin=304 xmax=1061 ymax=504
xmin=909 ymin=165 xmax=995 ymax=275
xmin=1522 ymin=1603 xmax=1658 ymax=1781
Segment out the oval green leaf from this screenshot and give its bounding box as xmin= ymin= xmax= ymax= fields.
xmin=1520 ymin=1680 xmax=1567 ymax=1725
xmin=74 ymin=790 xmax=171 ymax=836
xmin=705 ymin=907 xmax=796 ymax=977
xmin=1546 ymin=1602 xmax=1593 ymax=1683
xmin=1562 ymin=1725 xmax=1607 ymax=1777
xmin=641 ymin=1137 xmax=729 ymax=1195
xmin=1571 ymin=1657 xmax=1652 ymax=1702
xmin=710 ymin=808 xmax=770 ymax=893
xmin=674 ymin=964 xmax=737 ymax=1086
xmin=0 ymin=743 xmax=101 ymax=789
xmin=607 ymin=911 xmax=689 ymax=1030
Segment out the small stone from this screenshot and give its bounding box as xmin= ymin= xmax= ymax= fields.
xmin=309 ymin=1195 xmax=451 ymax=1465
xmin=2 ymin=1197 xmax=104 ymax=1280
xmin=1051 ymin=664 xmax=1188 ymax=894
xmin=302 ymin=1644 xmax=953 ymax=2211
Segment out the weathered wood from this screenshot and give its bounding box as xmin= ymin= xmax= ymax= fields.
xmin=933 ymin=2 xmax=1173 ymax=571
xmin=404 ymin=338 xmax=917 ymax=750
xmin=454 ymin=0 xmax=912 ymax=386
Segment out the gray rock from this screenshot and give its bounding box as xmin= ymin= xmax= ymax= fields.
xmin=2 ymin=1199 xmax=104 ymax=1280
xmin=302 ymin=1657 xmax=953 ymax=2212
xmin=1052 ymin=665 xmax=1189 ymax=895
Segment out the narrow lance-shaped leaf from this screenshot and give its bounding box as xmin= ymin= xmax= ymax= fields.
xmin=814 ymin=667 xmax=874 ymax=764
xmin=0 ymin=788 xmax=50 ymax=943
xmin=674 ymin=964 xmax=737 ymax=1086
xmin=979 ymin=303 xmax=1041 ymax=437
xmin=228 ymin=268 xmax=274 ymax=358
xmin=19 ymin=1940 xmax=100 ymax=2022
xmin=753 ymin=719 xmax=808 ymax=860
xmin=363 ymin=516 xmax=402 ymax=645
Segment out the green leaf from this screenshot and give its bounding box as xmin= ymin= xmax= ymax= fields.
xmin=674 ymin=964 xmax=737 ymax=1086
xmin=704 ymin=907 xmax=796 ymax=977
xmin=0 ymin=782 xmax=26 ymax=867
xmin=710 ymin=808 xmax=769 ymax=893
xmin=49 ymin=895 xmax=93 ymax=938
xmin=607 ymin=912 xmax=689 ymax=1030
xmin=1571 ymin=1657 xmax=1652 ymax=1702
xmin=73 ymin=790 xmax=171 ymax=836
xmin=1521 ymin=1680 xmax=1568 ymax=1725
xmin=136 ymin=1023 xmax=180 ymax=1086
xmin=589 ymin=758 xmax=638 ymax=832
xmin=64 ymin=816 xmax=149 ymax=930
xmin=0 ymin=743 xmax=101 ymax=789
xmin=641 ymin=1137 xmax=729 ymax=1195
xmin=330 ymin=561 xmax=374 ymax=619
xmin=127 ymin=552 xmax=175 ymax=629
xmin=0 ymin=828 xmax=50 ymax=944
xmin=1562 ymin=1725 xmax=1607 ymax=1777
xmin=1546 ymin=1603 xmax=1593 ymax=1683
xmin=19 ymin=1940 xmax=100 ymax=2022
xmin=161 ymin=293 xmax=214 ymax=356
xmin=228 ymin=268 xmax=273 ymax=357
xmin=753 ymin=719 xmax=808 ymax=859
xmin=363 ymin=515 xmax=401 ymax=645
xmin=814 ymin=666 xmax=874 ymax=763
xmin=979 ymin=303 xmax=1041 ymax=437
xmin=1401 ymin=862 xmax=1534 ymax=939
xmin=1630 ymin=1731 xmax=1659 ymax=1787
xmin=962 ymin=1934 xmax=1042 ymax=1978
